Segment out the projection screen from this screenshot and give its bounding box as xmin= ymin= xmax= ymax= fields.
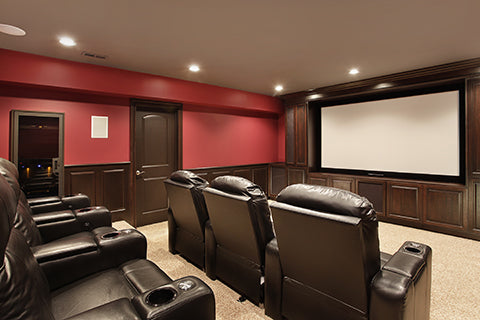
xmin=320 ymin=90 xmax=461 ymax=177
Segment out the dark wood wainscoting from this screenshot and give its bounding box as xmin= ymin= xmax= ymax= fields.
xmin=189 ymin=163 xmax=269 ymax=194
xmin=65 ymin=163 xmax=132 ymax=224
xmin=308 ymin=172 xmax=473 ymax=240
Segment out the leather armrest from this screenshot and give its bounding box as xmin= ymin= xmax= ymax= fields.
xmin=37 ymin=228 xmax=147 ymax=290
xmin=33 ymin=210 xmax=76 ymax=225
xmin=61 ymin=194 xmax=91 ymax=210
xmin=94 ymin=228 xmax=147 ymax=268
xmin=74 ymin=206 xmax=112 ymax=230
xmin=33 ymin=210 xmax=83 ymax=242
xmin=27 ymin=195 xmax=61 ymax=207
xmin=32 ymin=234 xmax=97 ymax=263
xmin=131 ymin=276 xmax=215 ymax=320
xmin=30 ymin=194 xmax=91 ymax=214
xmin=167 ymin=209 xmax=177 ymax=254
xmin=370 ymin=241 xmax=432 ymax=320
xmin=64 ymin=298 xmax=141 ymax=320
xmin=204 ymin=221 xmax=216 ymax=280
xmin=264 ymin=238 xmax=282 ymax=320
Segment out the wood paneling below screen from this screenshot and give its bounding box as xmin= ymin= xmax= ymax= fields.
xmin=307 ymin=172 xmax=474 ymax=240
xmin=65 ymin=163 xmax=131 ymax=224
xmin=388 ymin=184 xmax=421 ymax=222
xmin=357 ymin=181 xmax=385 ymax=216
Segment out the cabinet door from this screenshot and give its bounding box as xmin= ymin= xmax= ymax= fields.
xmin=387 ymin=183 xmax=421 ymax=223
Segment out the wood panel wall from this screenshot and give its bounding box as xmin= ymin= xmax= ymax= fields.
xmin=279 ymin=59 xmax=480 ymax=241
xmin=189 ymin=163 xmax=269 ymax=193
xmin=65 ymin=162 xmax=132 ymax=224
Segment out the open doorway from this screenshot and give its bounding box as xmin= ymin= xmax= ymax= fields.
xmin=10 ymin=110 xmax=65 ymax=198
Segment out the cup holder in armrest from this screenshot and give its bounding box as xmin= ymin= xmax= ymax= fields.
xmin=145 ymin=288 xmax=177 ymax=306
xmin=101 ymin=231 xmax=121 ymax=240
xmin=404 ymin=242 xmax=424 ymax=255
xmin=78 ymin=207 xmax=93 ymax=212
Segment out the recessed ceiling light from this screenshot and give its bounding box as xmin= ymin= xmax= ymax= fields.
xmin=307 ymin=93 xmax=323 ymax=100
xmin=59 ymin=36 xmax=76 ymax=47
xmin=189 ymin=64 xmax=200 ymax=72
xmin=275 ymin=85 xmax=284 ymax=92
xmin=374 ymin=82 xmax=393 ymax=89
xmin=349 ymin=68 xmax=359 ymax=75
xmin=0 ymin=23 xmax=26 ymax=36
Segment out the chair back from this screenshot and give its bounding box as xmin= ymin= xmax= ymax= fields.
xmin=270 ymin=184 xmax=380 ymax=319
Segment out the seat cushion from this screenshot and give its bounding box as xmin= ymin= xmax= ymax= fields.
xmin=51 ymin=259 xmax=171 ymax=319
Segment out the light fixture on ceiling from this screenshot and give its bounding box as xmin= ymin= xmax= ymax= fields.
xmin=189 ymin=64 xmax=200 ymax=72
xmin=374 ymin=82 xmax=393 ymax=89
xmin=307 ymin=93 xmax=323 ymax=100
xmin=275 ymin=85 xmax=284 ymax=92
xmin=0 ymin=23 xmax=26 ymax=36
xmin=349 ymin=68 xmax=359 ymax=75
xmin=59 ymin=36 xmax=76 ymax=47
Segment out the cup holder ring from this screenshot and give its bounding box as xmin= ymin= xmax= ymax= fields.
xmin=404 ymin=242 xmax=423 ymax=254
xmin=101 ymin=231 xmax=121 ymax=240
xmin=145 ymin=288 xmax=177 ymax=306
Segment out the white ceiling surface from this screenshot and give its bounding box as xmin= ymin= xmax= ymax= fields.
xmin=1 ymin=0 xmax=480 ymax=96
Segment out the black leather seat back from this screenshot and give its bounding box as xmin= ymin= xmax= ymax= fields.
xmin=164 ymin=170 xmax=209 ymax=240
xmin=1 ymin=166 xmax=43 ymax=246
xmin=204 ymin=188 xmax=261 ymax=263
xmin=0 ymin=157 xmax=19 ymax=180
xmin=0 ymin=174 xmax=54 ymax=320
xmin=271 ymin=184 xmax=380 ymax=319
xmin=204 ymin=176 xmax=274 ymax=265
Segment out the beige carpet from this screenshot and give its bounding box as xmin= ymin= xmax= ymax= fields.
xmin=113 ymin=220 xmax=480 ymax=320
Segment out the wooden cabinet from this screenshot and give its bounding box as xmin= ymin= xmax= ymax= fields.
xmin=357 ymin=180 xmax=386 ymax=217
xmin=285 ymin=104 xmax=307 ymax=167
xmin=387 ymin=182 xmax=421 ymax=223
xmin=308 ymin=172 xmax=472 ymax=239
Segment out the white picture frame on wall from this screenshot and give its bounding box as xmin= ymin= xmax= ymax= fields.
xmin=91 ymin=116 xmax=108 ymax=138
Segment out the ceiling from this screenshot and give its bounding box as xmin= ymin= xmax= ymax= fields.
xmin=1 ymin=0 xmax=480 ymax=96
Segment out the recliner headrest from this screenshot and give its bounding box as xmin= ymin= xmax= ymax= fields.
xmin=276 ymin=184 xmax=376 ymax=221
xmin=210 ymin=175 xmax=266 ymax=200
xmin=0 ymin=158 xmax=19 ymax=180
xmin=0 ymin=167 xmax=21 ymax=207
xmin=170 ymin=170 xmax=208 ymax=188
xmin=0 ymin=174 xmax=17 ymax=264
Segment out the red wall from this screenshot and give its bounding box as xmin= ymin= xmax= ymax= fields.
xmin=0 ymin=96 xmax=130 ymax=165
xmin=183 ymin=110 xmax=279 ymax=168
xmin=0 ymin=49 xmax=285 ymax=167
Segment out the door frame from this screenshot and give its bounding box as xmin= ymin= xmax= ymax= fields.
xmin=129 ymin=99 xmax=182 ymax=227
xmin=10 ymin=110 xmax=65 ymax=197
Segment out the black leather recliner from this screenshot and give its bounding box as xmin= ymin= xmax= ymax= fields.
xmin=164 ymin=170 xmax=209 ymax=268
xmin=0 ymin=173 xmax=216 ymax=320
xmin=0 ymin=158 xmax=110 ymax=241
xmin=265 ymin=184 xmax=432 ymax=320
xmin=203 ymin=175 xmax=275 ymax=305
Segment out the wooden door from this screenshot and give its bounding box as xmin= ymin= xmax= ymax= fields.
xmin=134 ymin=107 xmax=178 ymax=226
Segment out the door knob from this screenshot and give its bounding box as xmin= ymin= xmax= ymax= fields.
xmin=136 ymin=170 xmax=145 ymax=176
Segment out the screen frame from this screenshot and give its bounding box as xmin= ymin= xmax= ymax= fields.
xmin=310 ymin=81 xmax=466 ymax=184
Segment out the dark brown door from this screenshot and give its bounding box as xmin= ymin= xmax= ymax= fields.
xmin=134 ymin=108 xmax=178 ymax=226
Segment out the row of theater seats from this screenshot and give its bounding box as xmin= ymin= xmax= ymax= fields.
xmin=165 ymin=170 xmax=433 ymax=320
xmin=0 ymin=158 xmax=215 ymax=320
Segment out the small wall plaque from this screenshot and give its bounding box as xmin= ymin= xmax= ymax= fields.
xmin=91 ymin=116 xmax=108 ymax=138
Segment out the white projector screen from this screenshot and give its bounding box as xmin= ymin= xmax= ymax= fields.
xmin=321 ymin=90 xmax=461 ymax=177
